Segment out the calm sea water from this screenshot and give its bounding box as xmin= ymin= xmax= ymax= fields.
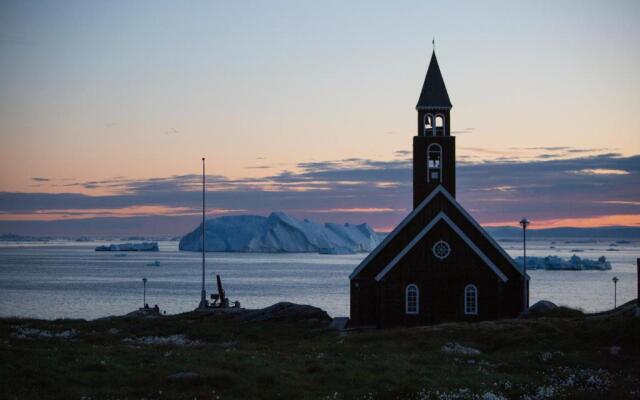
xmin=0 ymin=239 xmax=637 ymax=319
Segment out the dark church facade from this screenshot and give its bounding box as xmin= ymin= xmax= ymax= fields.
xmin=349 ymin=51 xmax=528 ymax=328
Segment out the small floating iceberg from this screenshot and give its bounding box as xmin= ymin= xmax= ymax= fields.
xmin=515 ymin=255 xmax=611 ymax=271
xmin=95 ymin=242 xmax=159 ymax=252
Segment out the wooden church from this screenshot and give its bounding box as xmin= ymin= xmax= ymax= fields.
xmin=349 ymin=51 xmax=528 ymax=328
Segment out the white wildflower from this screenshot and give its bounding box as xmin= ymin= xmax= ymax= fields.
xmin=122 ymin=334 xmax=202 ymax=346
xmin=441 ymin=342 xmax=481 ymax=356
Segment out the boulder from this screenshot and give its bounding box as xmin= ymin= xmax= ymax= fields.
xmin=529 ymin=300 xmax=558 ymax=314
xmin=125 ymin=307 xmax=162 ymax=318
xmin=239 ymin=302 xmax=331 ymax=322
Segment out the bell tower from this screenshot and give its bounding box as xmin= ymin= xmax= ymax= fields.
xmin=413 ymin=50 xmax=455 ymax=207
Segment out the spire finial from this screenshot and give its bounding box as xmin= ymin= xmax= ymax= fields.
xmin=432 ymin=37 xmax=435 ymax=51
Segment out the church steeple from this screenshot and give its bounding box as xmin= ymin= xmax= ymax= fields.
xmin=416 ymin=51 xmax=452 ymax=110
xmin=413 ymin=50 xmax=456 ymax=207
xmin=416 ymin=51 xmax=453 ymax=137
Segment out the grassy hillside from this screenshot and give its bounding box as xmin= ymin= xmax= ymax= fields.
xmin=1 ymin=306 xmax=639 ymax=400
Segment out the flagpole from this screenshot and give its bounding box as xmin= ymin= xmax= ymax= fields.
xmin=199 ymin=157 xmax=207 ymax=308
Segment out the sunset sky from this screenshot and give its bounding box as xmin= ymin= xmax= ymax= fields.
xmin=1 ymin=0 xmax=639 ymax=235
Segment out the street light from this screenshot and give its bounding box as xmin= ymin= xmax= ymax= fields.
xmin=199 ymin=157 xmax=207 ymax=309
xmin=519 ymin=218 xmax=530 ymax=313
xmin=142 ymin=277 xmax=147 ymax=309
xmin=612 ymin=276 xmax=619 ymax=309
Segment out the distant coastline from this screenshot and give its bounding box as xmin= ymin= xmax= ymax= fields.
xmin=485 ymin=226 xmax=640 ymax=240
xmin=2 ymin=225 xmax=639 ymax=242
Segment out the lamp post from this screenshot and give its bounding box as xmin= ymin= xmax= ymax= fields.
xmin=519 ymin=218 xmax=530 ymax=313
xmin=142 ymin=277 xmax=147 ymax=309
xmin=612 ymin=276 xmax=619 ymax=309
xmin=199 ymin=157 xmax=207 ymax=309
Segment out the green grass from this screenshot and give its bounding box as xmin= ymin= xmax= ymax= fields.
xmin=1 ymin=311 xmax=639 ymax=399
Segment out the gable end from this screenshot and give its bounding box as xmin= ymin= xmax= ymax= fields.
xmin=437 ymin=187 xmax=527 ymax=279
xmin=374 ymin=212 xmax=509 ymax=282
xmin=349 ymin=186 xmax=447 ymax=280
xmin=349 ymin=185 xmax=526 ymax=281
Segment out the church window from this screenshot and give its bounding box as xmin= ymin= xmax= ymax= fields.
xmin=427 ymin=143 xmax=442 ymax=182
xmin=464 ymin=284 xmax=478 ymax=315
xmin=406 ymin=284 xmax=419 ymax=314
xmin=424 ymin=114 xmax=434 ymax=136
xmin=432 ymin=240 xmax=451 ymax=260
xmin=435 ymin=114 xmax=445 ymax=136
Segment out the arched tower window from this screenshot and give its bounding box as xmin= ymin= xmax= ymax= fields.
xmin=406 ymin=284 xmax=419 ymax=314
xmin=423 ymin=114 xmax=434 ymax=136
xmin=464 ymin=284 xmax=478 ymax=315
xmin=435 ymin=114 xmax=445 ymax=136
xmin=427 ymin=143 xmax=442 ymax=183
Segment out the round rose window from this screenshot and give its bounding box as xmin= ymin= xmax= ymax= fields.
xmin=432 ymin=240 xmax=451 ymax=260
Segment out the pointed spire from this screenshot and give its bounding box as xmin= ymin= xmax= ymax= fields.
xmin=416 ymin=51 xmax=452 ymax=110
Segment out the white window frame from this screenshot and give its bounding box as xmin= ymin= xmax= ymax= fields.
xmin=464 ymin=284 xmax=478 ymax=315
xmin=405 ymin=284 xmax=419 ymax=314
xmin=426 ymin=143 xmax=443 ymax=183
xmin=435 ymin=114 xmax=446 ymax=136
xmin=424 ymin=113 xmax=435 ymax=136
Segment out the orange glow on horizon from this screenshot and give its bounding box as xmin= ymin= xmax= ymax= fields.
xmin=482 ymin=214 xmax=640 ymax=229
xmin=371 ymin=214 xmax=640 ymax=233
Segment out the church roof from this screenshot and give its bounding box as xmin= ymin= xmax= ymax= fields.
xmin=416 ymin=51 xmax=452 ymax=110
xmin=374 ymin=212 xmax=508 ymax=282
xmin=349 ymin=185 xmax=527 ymax=281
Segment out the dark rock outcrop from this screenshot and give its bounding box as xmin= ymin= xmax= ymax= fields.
xmin=529 ymin=300 xmax=558 ymax=314
xmin=239 ymin=302 xmax=331 ymax=322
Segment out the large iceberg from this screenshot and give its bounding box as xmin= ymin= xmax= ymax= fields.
xmin=514 ymin=255 xmax=611 ymax=270
xmin=95 ymin=242 xmax=159 ymax=252
xmin=179 ymin=212 xmax=382 ymax=253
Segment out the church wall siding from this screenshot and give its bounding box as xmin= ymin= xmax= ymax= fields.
xmin=349 ymin=192 xmax=526 ymax=326
xmin=350 ymin=277 xmax=382 ymax=326
xmin=375 ymin=220 xmax=519 ymax=327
